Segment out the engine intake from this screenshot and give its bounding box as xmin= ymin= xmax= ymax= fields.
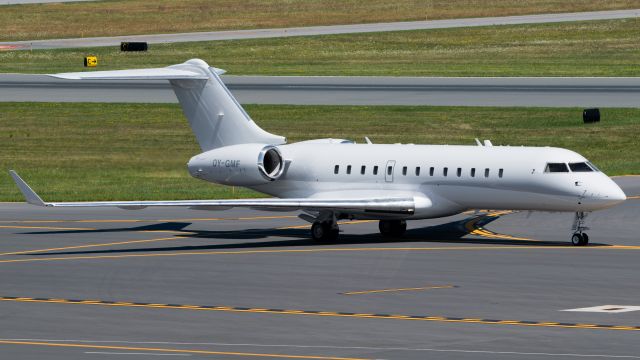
xmin=258 ymin=146 xmax=284 ymax=180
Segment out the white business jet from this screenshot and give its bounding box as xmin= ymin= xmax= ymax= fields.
xmin=10 ymin=59 xmax=626 ymax=246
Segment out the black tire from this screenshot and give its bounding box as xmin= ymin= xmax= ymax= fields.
xmin=311 ymin=222 xmax=325 ymax=241
xmin=571 ymin=233 xmax=583 ymax=246
xmin=581 ymin=233 xmax=589 ymax=246
xmin=311 ymin=221 xmax=339 ymax=242
xmin=396 ymin=220 xmax=407 ymax=235
xmin=379 ymin=220 xmax=407 ymax=237
xmin=379 ymin=220 xmax=394 ymax=237
xmin=327 ymin=227 xmax=339 ymax=241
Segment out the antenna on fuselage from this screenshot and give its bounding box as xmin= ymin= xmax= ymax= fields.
xmin=475 ymin=138 xmax=482 ymax=146
xmin=484 ymin=139 xmax=493 ymax=147
xmin=365 ymin=137 xmax=373 ymax=144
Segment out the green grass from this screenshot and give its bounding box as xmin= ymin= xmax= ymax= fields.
xmin=1 ymin=0 xmax=638 ymax=41
xmin=1 ymin=103 xmax=638 ymax=202
xmin=2 ymin=19 xmax=639 ymax=76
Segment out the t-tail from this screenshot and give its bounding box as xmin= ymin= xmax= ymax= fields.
xmin=51 ymin=59 xmax=285 ymax=151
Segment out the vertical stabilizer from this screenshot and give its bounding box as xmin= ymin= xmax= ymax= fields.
xmin=167 ymin=59 xmax=285 ymax=151
xmin=50 ymin=59 xmax=286 ymax=151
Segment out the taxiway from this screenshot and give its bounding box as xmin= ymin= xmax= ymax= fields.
xmin=0 ymin=177 xmax=638 ymax=359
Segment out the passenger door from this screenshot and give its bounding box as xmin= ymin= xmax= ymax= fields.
xmin=385 ymin=160 xmax=396 ymax=182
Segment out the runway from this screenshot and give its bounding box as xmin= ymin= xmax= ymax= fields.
xmin=2 ymin=74 xmax=640 ymax=106
xmin=1 ymin=9 xmax=639 ymax=50
xmin=0 ymin=176 xmax=638 ymax=359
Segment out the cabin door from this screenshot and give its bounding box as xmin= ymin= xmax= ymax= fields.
xmin=385 ymin=160 xmax=396 ymax=182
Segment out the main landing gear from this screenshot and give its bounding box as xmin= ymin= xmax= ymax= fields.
xmin=379 ymin=219 xmax=407 ymax=238
xmin=571 ymin=211 xmax=590 ymax=246
xmin=311 ymin=220 xmax=339 ymax=242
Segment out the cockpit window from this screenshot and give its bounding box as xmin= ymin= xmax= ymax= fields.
xmin=569 ymin=162 xmax=594 ymax=172
xmin=545 ymin=163 xmax=569 ymax=173
xmin=586 ymin=161 xmax=601 ymax=172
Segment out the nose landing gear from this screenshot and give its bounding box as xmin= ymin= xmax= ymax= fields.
xmin=571 ymin=211 xmax=590 ymax=246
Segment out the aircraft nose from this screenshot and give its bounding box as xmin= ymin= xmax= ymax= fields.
xmin=606 ymin=182 xmax=627 ymax=202
xmin=593 ymin=178 xmax=626 ymax=206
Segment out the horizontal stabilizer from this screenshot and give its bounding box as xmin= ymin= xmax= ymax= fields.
xmin=50 ymin=66 xmax=224 ymax=81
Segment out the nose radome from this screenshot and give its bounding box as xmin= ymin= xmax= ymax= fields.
xmin=601 ymin=178 xmax=626 ymax=203
xmin=608 ymin=183 xmax=627 ymax=202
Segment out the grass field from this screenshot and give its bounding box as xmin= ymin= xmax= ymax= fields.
xmin=1 ymin=0 xmax=638 ymax=41
xmin=2 ymin=19 xmax=638 ymax=76
xmin=1 ymin=103 xmax=638 ymax=202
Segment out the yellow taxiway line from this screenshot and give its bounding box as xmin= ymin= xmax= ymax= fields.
xmin=1 ymin=245 xmax=639 ymax=265
xmin=341 ymin=285 xmax=455 ymax=295
xmin=0 ymin=339 xmax=366 ymax=360
xmin=0 ymin=296 xmax=638 ymax=332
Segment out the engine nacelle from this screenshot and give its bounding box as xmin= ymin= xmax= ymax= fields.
xmin=187 ymin=143 xmax=285 ymax=186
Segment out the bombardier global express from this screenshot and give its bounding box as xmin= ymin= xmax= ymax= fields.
xmin=10 ymin=59 xmax=626 ymax=246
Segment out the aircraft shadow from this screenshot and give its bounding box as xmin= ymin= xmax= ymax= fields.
xmin=23 ymin=215 xmax=609 ymax=257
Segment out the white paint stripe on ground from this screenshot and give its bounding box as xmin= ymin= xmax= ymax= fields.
xmin=562 ymin=305 xmax=640 ymax=313
xmin=5 ymin=339 xmax=640 ymax=358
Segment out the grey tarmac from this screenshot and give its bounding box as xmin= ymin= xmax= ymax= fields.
xmin=2 ymin=74 xmax=640 ymax=107
xmin=1 ymin=9 xmax=639 ymax=50
xmin=0 ymin=176 xmax=638 ymax=359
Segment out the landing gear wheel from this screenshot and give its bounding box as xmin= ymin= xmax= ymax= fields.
xmin=571 ymin=233 xmax=583 ymax=246
xmin=379 ymin=220 xmax=407 ymax=238
xmin=581 ymin=232 xmax=589 ymax=245
xmin=311 ymin=222 xmax=326 ymax=241
xmin=311 ymin=221 xmax=339 ymax=242
xmin=571 ymin=233 xmax=588 ymax=246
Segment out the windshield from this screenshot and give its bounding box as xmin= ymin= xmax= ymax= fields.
xmin=569 ymin=162 xmax=594 ymax=172
xmin=545 ymin=163 xmax=569 ymax=173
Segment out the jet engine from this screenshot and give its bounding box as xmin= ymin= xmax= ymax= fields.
xmin=188 ymin=143 xmax=285 ymax=186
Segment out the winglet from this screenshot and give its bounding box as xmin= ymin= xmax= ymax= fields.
xmin=9 ymin=171 xmax=47 ymax=206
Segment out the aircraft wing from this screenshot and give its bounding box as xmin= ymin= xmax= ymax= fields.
xmin=9 ymin=171 xmax=414 ymax=215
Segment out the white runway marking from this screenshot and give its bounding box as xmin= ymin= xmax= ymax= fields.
xmin=5 ymin=339 xmax=640 ymax=359
xmin=562 ymin=305 xmax=640 ymax=313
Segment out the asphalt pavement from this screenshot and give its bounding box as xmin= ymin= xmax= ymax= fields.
xmin=1 ymin=9 xmax=638 ymax=50
xmin=2 ymin=74 xmax=640 ymax=106
xmin=0 ymin=176 xmax=638 ymax=359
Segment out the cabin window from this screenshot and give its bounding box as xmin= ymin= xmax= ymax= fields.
xmin=334 ymin=165 xmax=339 ymax=174
xmin=415 ymin=167 xmax=421 ymax=176
xmin=499 ymin=168 xmax=504 ymax=178
xmin=484 ymin=168 xmax=490 ymax=178
xmin=443 ymin=167 xmax=448 ymax=177
xmin=545 ymin=163 xmax=569 ymax=173
xmin=373 ymin=166 xmax=379 ymax=175
xmin=569 ymin=162 xmax=594 ymax=172
xmin=471 ymin=168 xmax=476 ymax=177
xmin=457 ymin=167 xmax=462 ymax=177
xmin=361 ymin=165 xmax=366 ymax=175
xmin=347 ymin=165 xmax=352 ymax=174
xmin=402 ymin=166 xmax=407 ymax=176
xmin=429 ymin=167 xmax=434 ymax=176
xmin=387 ymin=166 xmax=393 ymax=176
